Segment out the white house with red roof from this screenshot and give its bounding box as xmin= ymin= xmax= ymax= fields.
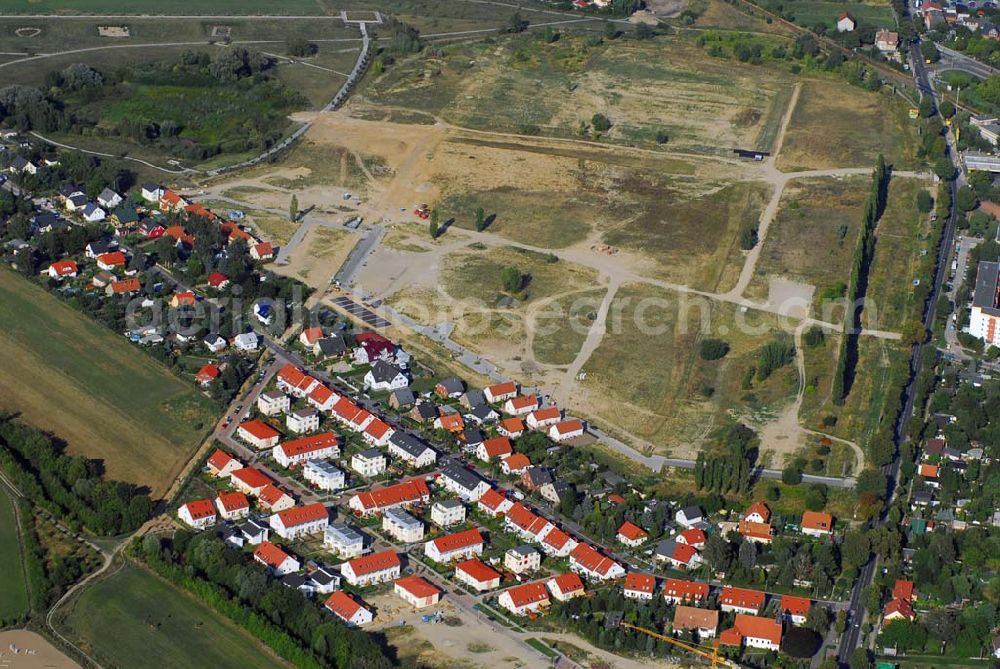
xmin=253 ymin=541 xmax=300 ymax=576
xmin=206 ymin=272 xmax=229 ymax=290
xmin=504 ymin=502 xmax=555 ymax=543
xmin=348 ymin=479 xmax=431 ymax=516
xmin=230 ymin=467 xmax=272 ymax=496
xmin=178 ymin=499 xmax=216 ymax=529
xmin=744 ymin=501 xmax=771 ymax=524
xmin=273 ymin=433 xmax=340 ymax=468
xmin=526 ymin=407 xmax=562 ymax=430
xmin=257 ymin=484 xmax=295 ymax=513
xmin=501 ymin=453 xmax=531 ymax=475
xmin=541 ymin=527 xmax=578 ymax=557
xmin=662 ymin=578 xmax=709 ymax=605
xmin=206 ymin=448 xmax=242 ymax=478
xmin=547 ymin=573 xmax=586 ymax=601
xmin=720 ymin=586 xmax=766 ymax=615
xmin=251 ymin=241 xmax=274 ymax=261
xmin=324 ymin=591 xmax=372 ymax=627
xmin=215 ymin=491 xmax=250 ymax=521
xmin=677 ymin=528 xmax=707 ymax=549
xmin=362 ymin=418 xmax=394 ymax=447
xmin=341 ymin=549 xmax=401 ymax=587
xmin=624 ymin=572 xmax=656 ymax=600
xmin=394 ymin=576 xmax=441 ymax=609
xmin=569 ymin=544 xmax=625 ymax=581
xmin=478 ymin=488 xmax=513 ymax=517
xmin=616 ymin=521 xmax=648 ymax=547
xmin=299 ymin=327 xmax=324 ymax=348
xmin=720 ymin=614 xmax=782 ymax=651
xmin=549 ymin=419 xmax=584 ymax=442
xmin=656 ymin=541 xmax=702 ymax=570
xmin=307 ymin=384 xmax=338 ymax=412
xmin=48 ymin=259 xmax=78 ymax=280
xmin=498 ymin=582 xmax=549 ymax=617
xmin=498 ymin=417 xmax=525 ymax=438
xmin=455 ymin=559 xmax=502 ymax=591
xmin=503 ymin=394 xmax=538 ymax=416
xmin=476 ymin=436 xmax=513 ymax=462
xmin=425 ymin=528 xmax=484 ymax=563
xmin=96 ymin=251 xmax=127 ymax=272
xmin=270 ymin=502 xmax=329 ymax=540
xmin=780 ymin=595 xmax=811 ymax=625
xmin=237 ymin=419 xmax=281 ymax=450
xmin=276 ymin=363 xmax=320 ymax=398
xmin=484 ymin=381 xmax=518 ymax=403
xmin=194 ymin=363 xmax=219 ymax=387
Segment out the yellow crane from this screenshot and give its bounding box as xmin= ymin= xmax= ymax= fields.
xmin=619 ymin=622 xmax=740 ymax=669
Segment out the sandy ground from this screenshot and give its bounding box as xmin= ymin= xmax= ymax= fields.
xmin=0 ymin=631 xmax=79 ymax=669
xmin=207 ymin=100 xmax=887 ymax=465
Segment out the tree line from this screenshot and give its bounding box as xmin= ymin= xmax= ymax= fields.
xmin=694 ymin=423 xmax=758 ymax=493
xmin=832 ymin=155 xmax=889 ymax=404
xmin=0 ymin=416 xmax=153 ymax=535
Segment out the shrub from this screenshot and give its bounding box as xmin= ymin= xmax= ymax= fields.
xmin=699 ymin=338 xmax=731 ymax=360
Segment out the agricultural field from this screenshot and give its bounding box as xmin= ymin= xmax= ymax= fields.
xmin=0 ymin=0 xmax=326 ymax=14
xmin=0 ymin=270 xmax=218 ymax=497
xmin=358 ymin=33 xmax=797 ymax=155
xmin=62 ymin=565 xmax=288 ymax=669
xmin=0 ymin=17 xmax=352 ymax=56
xmin=0 ymin=490 xmax=29 ymax=622
xmin=575 ymin=283 xmax=799 ymax=458
xmin=755 ymin=0 xmax=894 ymax=29
xmin=747 ymin=176 xmax=871 ymax=316
xmin=776 ymin=79 xmax=920 ymax=171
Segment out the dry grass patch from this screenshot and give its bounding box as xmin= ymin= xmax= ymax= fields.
xmin=776 ymin=79 xmax=920 ymax=171
xmin=747 ymin=176 xmax=870 ymax=315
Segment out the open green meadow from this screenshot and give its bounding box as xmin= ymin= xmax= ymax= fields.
xmin=0 ymin=270 xmax=218 ymax=497
xmin=755 ymin=0 xmax=894 ymax=29
xmin=63 ymin=565 xmax=287 ymax=669
xmin=0 ymin=490 xmax=30 ymax=622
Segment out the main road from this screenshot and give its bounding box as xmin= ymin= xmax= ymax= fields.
xmin=835 ymin=40 xmax=961 ymax=667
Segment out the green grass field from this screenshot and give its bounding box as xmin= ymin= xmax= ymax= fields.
xmin=0 ymin=0 xmax=326 ymax=14
xmin=756 ymin=0 xmax=894 ymax=28
xmin=63 ymin=565 xmax=287 ymax=669
xmin=0 ymin=270 xmax=218 ymax=497
xmin=0 ymin=490 xmax=30 ymax=622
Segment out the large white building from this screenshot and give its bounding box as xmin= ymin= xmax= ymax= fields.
xmin=970 ymin=261 xmax=1000 ymax=346
xmin=324 ymin=522 xmax=366 ymax=558
xmin=302 ymin=460 xmax=345 ymax=491
xmin=382 ymin=507 xmax=425 ymax=543
xmin=351 ymin=448 xmax=387 ymax=478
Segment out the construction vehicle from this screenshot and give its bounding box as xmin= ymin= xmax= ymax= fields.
xmin=414 ymin=204 xmax=430 ymax=219
xmin=619 ymin=622 xmax=739 ymax=669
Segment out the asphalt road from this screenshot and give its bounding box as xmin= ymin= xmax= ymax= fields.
xmin=933 ymin=44 xmax=998 ymax=80
xmin=835 ymin=41 xmax=961 ymax=666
